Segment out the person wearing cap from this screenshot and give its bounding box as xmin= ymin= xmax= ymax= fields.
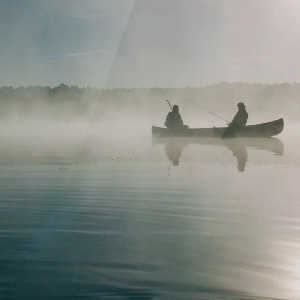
xmin=223 ymin=102 xmax=248 ymax=138
xmin=164 ymin=105 xmax=185 ymax=131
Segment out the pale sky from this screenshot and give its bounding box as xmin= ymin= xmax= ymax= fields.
xmin=1 ymin=0 xmax=300 ymax=88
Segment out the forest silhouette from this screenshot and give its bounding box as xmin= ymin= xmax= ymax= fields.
xmin=0 ymin=82 xmax=297 ymax=121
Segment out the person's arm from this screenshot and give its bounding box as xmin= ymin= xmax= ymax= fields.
xmin=232 ymin=112 xmax=247 ymax=127
xmin=164 ymin=112 xmax=172 ymax=128
xmin=179 ymin=114 xmax=184 ymax=126
xmin=228 ymin=112 xmax=238 ymax=126
xmin=243 ymin=112 xmax=248 ymax=126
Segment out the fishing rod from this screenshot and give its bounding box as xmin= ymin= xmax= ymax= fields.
xmin=166 ymin=99 xmax=229 ymax=123
xmin=167 ymin=99 xmax=172 ymax=110
xmin=185 ymin=99 xmax=230 ymax=123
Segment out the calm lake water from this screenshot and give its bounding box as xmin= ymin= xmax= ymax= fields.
xmin=0 ymin=122 xmax=300 ymax=300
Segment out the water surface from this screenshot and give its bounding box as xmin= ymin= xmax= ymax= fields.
xmin=0 ymin=123 xmax=299 ymax=300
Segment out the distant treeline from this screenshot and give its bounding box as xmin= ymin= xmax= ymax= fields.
xmin=0 ymin=83 xmax=299 ymax=121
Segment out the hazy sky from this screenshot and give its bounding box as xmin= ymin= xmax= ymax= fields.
xmin=1 ymin=0 xmax=300 ymax=88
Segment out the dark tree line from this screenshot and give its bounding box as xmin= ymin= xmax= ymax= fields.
xmin=0 ymin=82 xmax=299 ymax=121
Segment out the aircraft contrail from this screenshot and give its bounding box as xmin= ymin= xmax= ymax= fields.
xmin=67 ymin=50 xmax=108 ymax=57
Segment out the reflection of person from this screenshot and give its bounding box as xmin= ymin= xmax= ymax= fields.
xmin=164 ymin=105 xmax=188 ymax=132
xmin=165 ymin=139 xmax=186 ymax=166
xmin=226 ymin=140 xmax=248 ymax=172
xmin=223 ymin=102 xmax=248 ymax=138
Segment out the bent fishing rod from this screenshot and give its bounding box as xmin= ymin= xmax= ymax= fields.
xmin=166 ymin=99 xmax=229 ymax=123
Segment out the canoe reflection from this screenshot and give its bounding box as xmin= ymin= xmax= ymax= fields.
xmin=153 ymin=137 xmax=284 ymax=172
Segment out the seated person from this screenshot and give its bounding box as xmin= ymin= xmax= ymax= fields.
xmin=223 ymin=102 xmax=248 ymax=138
xmin=164 ymin=105 xmax=186 ymax=131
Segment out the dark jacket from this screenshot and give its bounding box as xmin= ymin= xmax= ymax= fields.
xmin=222 ymin=108 xmax=248 ymax=138
xmin=230 ymin=108 xmax=248 ymax=128
xmin=165 ymin=111 xmax=184 ymax=129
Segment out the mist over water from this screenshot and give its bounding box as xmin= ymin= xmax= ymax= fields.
xmin=2 ymin=0 xmax=300 ymax=299
xmin=1 ymin=117 xmax=300 ymax=299
xmin=0 ymin=85 xmax=299 ymax=299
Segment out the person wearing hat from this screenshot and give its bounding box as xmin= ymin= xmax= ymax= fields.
xmin=223 ymin=102 xmax=248 ymax=138
xmin=164 ymin=105 xmax=186 ymax=131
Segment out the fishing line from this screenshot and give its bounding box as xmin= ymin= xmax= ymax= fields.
xmin=185 ymin=99 xmax=230 ymax=123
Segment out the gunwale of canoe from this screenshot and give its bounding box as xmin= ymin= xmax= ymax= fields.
xmin=152 ymin=118 xmax=284 ymax=138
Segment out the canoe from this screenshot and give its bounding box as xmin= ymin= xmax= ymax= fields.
xmin=152 ymin=118 xmax=284 ymax=138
